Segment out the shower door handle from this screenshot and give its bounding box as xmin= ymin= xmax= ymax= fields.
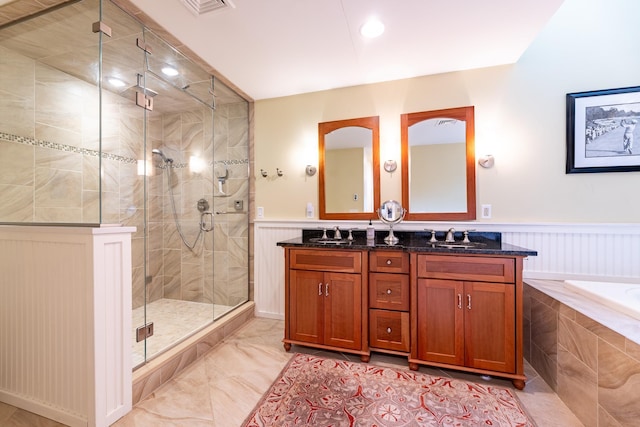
xmin=200 ymin=211 xmax=214 ymax=232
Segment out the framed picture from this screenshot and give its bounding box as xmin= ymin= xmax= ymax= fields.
xmin=566 ymin=85 xmax=640 ymax=173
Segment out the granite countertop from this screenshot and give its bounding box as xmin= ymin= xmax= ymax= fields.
xmin=277 ymin=229 xmax=537 ymax=257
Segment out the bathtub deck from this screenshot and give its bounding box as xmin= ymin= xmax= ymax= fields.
xmin=525 ymin=278 xmax=640 ymax=345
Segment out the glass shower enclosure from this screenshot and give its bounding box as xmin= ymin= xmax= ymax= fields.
xmin=0 ymin=0 xmax=249 ymax=368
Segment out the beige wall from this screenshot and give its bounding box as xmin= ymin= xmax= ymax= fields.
xmin=254 ymin=0 xmax=640 ymax=223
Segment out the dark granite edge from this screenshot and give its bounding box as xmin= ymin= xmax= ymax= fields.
xmin=277 ymin=229 xmax=537 ymax=257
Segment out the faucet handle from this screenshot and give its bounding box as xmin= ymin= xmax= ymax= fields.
xmin=320 ymin=227 xmax=328 ymax=240
xmin=462 ymin=229 xmax=476 ymax=243
xmin=425 ymin=229 xmax=438 ymax=242
xmin=347 ymin=228 xmax=354 ymax=241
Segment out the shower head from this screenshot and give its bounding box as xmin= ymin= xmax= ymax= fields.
xmin=152 ymin=149 xmax=173 ymax=163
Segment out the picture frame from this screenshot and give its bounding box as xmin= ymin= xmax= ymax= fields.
xmin=566 ymin=85 xmax=640 ymax=173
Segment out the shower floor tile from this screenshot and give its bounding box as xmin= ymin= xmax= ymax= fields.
xmin=132 ymin=298 xmax=232 ymax=367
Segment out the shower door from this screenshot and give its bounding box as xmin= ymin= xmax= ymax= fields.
xmin=0 ymin=0 xmax=249 ymax=369
xmin=103 ymin=4 xmax=249 ymax=368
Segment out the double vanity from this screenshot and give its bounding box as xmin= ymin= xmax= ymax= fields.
xmin=277 ymin=229 xmax=537 ymax=389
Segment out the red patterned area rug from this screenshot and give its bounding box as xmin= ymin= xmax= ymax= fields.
xmin=242 ymin=353 xmax=534 ymax=427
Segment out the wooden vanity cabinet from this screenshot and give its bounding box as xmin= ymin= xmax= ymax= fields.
xmin=410 ymin=253 xmax=526 ymax=389
xmin=368 ymin=251 xmax=410 ymax=354
xmin=283 ymin=248 xmax=369 ymax=360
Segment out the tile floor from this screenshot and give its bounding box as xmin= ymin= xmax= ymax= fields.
xmin=132 ymin=299 xmax=233 ymax=367
xmin=0 ymin=317 xmax=584 ymax=426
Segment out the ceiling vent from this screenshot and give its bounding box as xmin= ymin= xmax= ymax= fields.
xmin=180 ymin=0 xmax=235 ymax=15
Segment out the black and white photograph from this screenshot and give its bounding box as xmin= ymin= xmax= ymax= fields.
xmin=567 ymin=86 xmax=640 ymax=173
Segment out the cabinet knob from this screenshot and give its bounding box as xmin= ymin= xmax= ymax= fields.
xmin=386 ymin=289 xmax=392 ymax=295
xmin=386 ymin=259 xmax=392 ymax=265
xmin=386 ymin=327 xmax=392 ymax=334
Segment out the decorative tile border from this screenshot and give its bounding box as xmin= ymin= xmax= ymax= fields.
xmin=0 ymin=131 xmax=248 ymax=167
xmin=0 ymin=131 xmax=136 ymax=164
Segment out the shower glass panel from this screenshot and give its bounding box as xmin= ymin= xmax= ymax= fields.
xmin=0 ymin=0 xmax=250 ymax=369
xmin=0 ymin=0 xmax=103 ymax=223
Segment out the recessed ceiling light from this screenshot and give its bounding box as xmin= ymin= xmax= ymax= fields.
xmin=360 ymin=18 xmax=385 ymax=38
xmin=162 ymin=66 xmax=179 ymax=77
xmin=107 ymin=77 xmax=126 ymax=87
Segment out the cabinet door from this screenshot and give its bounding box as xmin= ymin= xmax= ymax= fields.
xmin=416 ymin=278 xmax=464 ymax=365
xmin=324 ymin=272 xmax=362 ymax=350
xmin=289 ymin=270 xmax=324 ymax=344
xmin=464 ymin=281 xmax=515 ymax=373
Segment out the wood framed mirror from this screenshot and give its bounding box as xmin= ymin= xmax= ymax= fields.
xmin=401 ymin=106 xmax=476 ymax=221
xmin=319 ymin=116 xmax=380 ymax=220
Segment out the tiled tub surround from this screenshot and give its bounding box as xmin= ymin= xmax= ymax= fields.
xmin=524 ymin=279 xmax=640 ymax=427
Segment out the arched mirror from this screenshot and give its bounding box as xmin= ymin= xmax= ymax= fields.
xmin=319 ymin=116 xmax=380 ymax=220
xmin=401 ymin=106 xmax=476 ymax=221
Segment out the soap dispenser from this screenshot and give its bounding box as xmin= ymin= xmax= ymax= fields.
xmin=366 ymin=220 xmax=375 ymax=240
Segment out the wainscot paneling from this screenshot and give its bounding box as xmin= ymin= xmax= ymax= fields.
xmin=253 ymin=220 xmax=640 ymax=318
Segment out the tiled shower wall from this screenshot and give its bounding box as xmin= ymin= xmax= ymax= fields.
xmin=140 ymin=103 xmax=249 ymax=310
xmin=0 ymin=44 xmax=249 ymax=310
xmin=0 ymin=47 xmax=149 ymax=227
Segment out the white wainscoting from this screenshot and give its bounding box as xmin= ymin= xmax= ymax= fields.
xmin=253 ymin=220 xmax=640 ymax=319
xmin=0 ymin=225 xmax=134 ymax=427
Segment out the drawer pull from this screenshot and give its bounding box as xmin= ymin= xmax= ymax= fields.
xmin=467 ymin=294 xmax=472 ymax=310
xmin=386 ymin=327 xmax=392 ymax=334
xmin=386 ymin=289 xmax=392 ymax=295
xmin=386 ymin=259 xmax=392 ymax=265
xmin=325 ymin=283 xmax=329 ymax=297
xmin=457 ymin=293 xmax=462 ymax=309
xmin=318 ymin=283 xmax=323 ymax=296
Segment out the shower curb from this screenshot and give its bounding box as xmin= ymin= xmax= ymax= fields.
xmin=131 ymin=301 xmax=255 ymax=405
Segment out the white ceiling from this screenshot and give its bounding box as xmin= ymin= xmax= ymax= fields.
xmin=130 ymin=0 xmax=565 ymax=101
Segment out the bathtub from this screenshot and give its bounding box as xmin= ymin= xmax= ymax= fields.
xmin=564 ymin=280 xmax=640 ymax=321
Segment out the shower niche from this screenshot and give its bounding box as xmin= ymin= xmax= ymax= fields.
xmin=0 ymin=0 xmax=250 ymax=371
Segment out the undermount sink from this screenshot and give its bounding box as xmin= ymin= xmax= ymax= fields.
xmin=309 ymin=237 xmax=350 ymax=245
xmin=432 ymin=242 xmax=485 ymax=249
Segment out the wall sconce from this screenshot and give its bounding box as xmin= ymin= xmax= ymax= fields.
xmin=383 ymin=160 xmax=397 ymax=173
xmin=305 ymin=165 xmax=317 ymax=176
xmin=189 ymin=155 xmax=206 ymax=174
xmin=478 ymin=154 xmax=495 ymax=168
xmin=137 ymin=159 xmax=153 ymax=176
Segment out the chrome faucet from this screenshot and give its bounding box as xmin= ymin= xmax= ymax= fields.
xmin=445 ymin=228 xmax=456 ymax=243
xmin=333 ymin=226 xmax=342 ymax=240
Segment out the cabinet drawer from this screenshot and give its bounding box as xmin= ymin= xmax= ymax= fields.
xmin=369 ymin=251 xmax=409 ymax=273
xmin=289 ymin=249 xmax=362 ymax=273
xmin=369 ymin=309 xmax=410 ymax=352
xmin=417 ymin=255 xmax=515 ymax=283
xmin=369 ymin=272 xmax=409 ymax=311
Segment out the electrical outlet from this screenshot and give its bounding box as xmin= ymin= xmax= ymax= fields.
xmin=481 ymin=204 xmax=492 ymax=219
xmin=257 ymin=206 xmax=264 ymax=218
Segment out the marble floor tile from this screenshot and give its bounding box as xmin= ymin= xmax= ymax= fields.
xmin=1 ymin=317 xmax=585 ymax=426
xmin=132 ymin=299 xmax=233 ymax=367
